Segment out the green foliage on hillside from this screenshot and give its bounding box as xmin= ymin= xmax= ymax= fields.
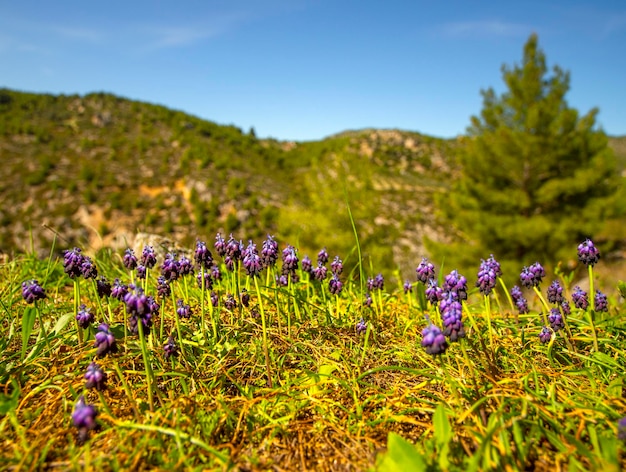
xmin=429 ymin=34 xmax=623 ymax=279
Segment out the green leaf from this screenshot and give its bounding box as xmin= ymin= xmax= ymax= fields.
xmin=53 ymin=312 xmax=74 ymax=335
xmin=0 ymin=381 xmax=20 ymax=415
xmin=618 ymin=281 xmax=626 ymax=299
xmin=433 ymin=403 xmax=452 ymax=470
xmin=377 ymin=432 xmax=428 ymax=472
xmin=21 ymin=306 xmax=37 ymax=360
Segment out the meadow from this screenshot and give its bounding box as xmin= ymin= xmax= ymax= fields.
xmin=1 ymin=232 xmax=625 ymax=471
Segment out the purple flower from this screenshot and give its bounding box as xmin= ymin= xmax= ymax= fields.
xmin=124 ymin=286 xmax=155 ymax=335
xmin=84 ymin=362 xmax=107 ymax=391
xmin=578 ymin=239 xmax=600 ymax=267
xmin=595 ymin=290 xmax=608 ymax=312
xmin=363 ymin=292 xmax=373 ymax=308
xmin=21 ymin=279 xmax=46 ymax=304
xmin=520 ymin=262 xmax=545 ymax=289
xmin=282 ymin=245 xmax=299 ymax=274
xmin=214 ymin=233 xmax=227 ymax=257
xmin=164 ymin=335 xmax=178 ymax=359
xmin=196 ymin=271 xmax=212 ymax=291
xmin=194 ymin=240 xmax=213 ymax=269
xmin=440 ymin=292 xmax=465 ymax=342
xmin=539 ymin=326 xmax=552 ymax=344
xmin=210 ymin=291 xmax=219 ymax=307
xmin=111 ymin=278 xmax=128 ymax=301
xmin=312 ymin=263 xmax=328 ymax=281
xmin=510 ymin=285 xmax=529 ymax=314
xmin=421 ymin=322 xmax=448 ymax=355
xmin=63 ymin=247 xmax=84 ymax=278
xmin=72 ymin=395 xmax=98 ymax=442
xmin=224 ymin=294 xmax=237 ymax=311
xmin=211 ymin=265 xmax=222 ymax=282
xmin=425 ymin=279 xmax=443 ymax=305
xmin=561 ymin=300 xmax=571 ymax=316
xmin=548 ymin=308 xmax=565 ymax=332
xmin=618 ymin=417 xmax=626 ymax=441
xmin=178 ymin=255 xmax=194 ymax=277
xmin=261 ymin=234 xmax=279 ymax=268
xmin=276 ymin=274 xmax=289 ymax=287
xmin=241 ymin=289 xmax=250 ymax=307
xmin=367 ymin=273 xmax=384 ymax=291
xmin=547 ymin=280 xmax=565 ymax=304
xmin=94 ymin=323 xmax=117 ymax=357
xmin=80 ymin=256 xmax=98 ymax=279
xmin=225 ymin=234 xmax=243 ymax=261
xmin=403 ymin=280 xmax=412 ymax=294
xmin=476 ymin=255 xmax=500 ymax=296
xmin=329 ymin=274 xmax=343 ymax=295
xmin=416 ymin=258 xmax=436 ymax=284
xmin=176 ymin=299 xmax=192 ymax=319
xmin=141 ymin=245 xmax=157 ymax=269
xmin=76 ymin=304 xmax=94 ymax=329
xmin=331 ymin=256 xmax=343 ymax=275
xmin=243 ymin=241 xmax=262 ymax=277
xmin=161 ymin=253 xmax=180 ymax=282
xmin=301 ymin=255 xmax=313 ymax=274
xmin=96 ymin=276 xmax=111 ymax=298
xmin=123 ymin=248 xmax=138 ymax=270
xmin=136 ymin=264 xmax=147 ymax=280
xmin=317 ymin=248 xmax=329 ymax=265
xmin=356 ymin=317 xmax=367 ymax=334
xmin=443 ymin=270 xmax=467 ymax=300
xmin=572 ymin=286 xmax=589 ymax=310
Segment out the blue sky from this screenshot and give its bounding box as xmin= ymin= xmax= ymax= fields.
xmin=1 ymin=0 xmax=625 ymax=141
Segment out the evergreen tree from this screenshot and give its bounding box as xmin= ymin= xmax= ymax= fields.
xmin=430 ymin=34 xmax=618 ymax=274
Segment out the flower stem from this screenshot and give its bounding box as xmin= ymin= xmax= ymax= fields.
xmin=254 ymin=276 xmax=273 ymax=388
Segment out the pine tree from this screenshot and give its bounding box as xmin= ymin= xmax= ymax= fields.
xmin=430 ymin=34 xmax=618 ymax=273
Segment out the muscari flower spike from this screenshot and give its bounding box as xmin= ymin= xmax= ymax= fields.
xmin=282 ymin=245 xmax=299 ymax=274
xmin=416 ymin=258 xmax=436 ymax=284
xmin=141 ymin=245 xmax=157 ymax=269
xmin=243 ymin=241 xmax=262 ymax=277
xmin=363 ymin=292 xmax=373 ymax=308
xmin=548 ymin=308 xmax=565 ymax=332
xmin=111 ymin=278 xmax=128 ymax=301
xmin=72 ymin=395 xmax=98 ymax=443
xmin=443 ymin=270 xmax=467 ymax=300
xmin=440 ymin=293 xmax=465 ymax=342
xmin=96 ymin=276 xmax=111 ymax=298
xmin=547 ymin=280 xmax=565 ymax=304
xmin=123 ymin=248 xmax=138 ymax=270
xmin=331 ymin=256 xmax=343 ymax=275
xmin=301 ymin=255 xmax=313 ymax=274
xmin=618 ymin=417 xmax=626 ymax=441
xmin=312 ymin=263 xmax=328 ymax=281
xmin=329 ymin=274 xmax=343 ymax=295
xmin=425 ymin=279 xmax=443 ymax=306
xmin=578 ymin=239 xmax=600 ymax=267
xmin=164 ymin=335 xmax=178 ymax=359
xmin=194 ymin=240 xmax=213 ymax=269
xmin=317 ymin=247 xmax=328 ymax=266
xmin=196 ymin=271 xmax=212 ymax=291
xmin=76 ymin=304 xmax=94 ymax=329
xmin=176 ymin=299 xmax=192 ymax=319
xmin=80 ymin=256 xmax=98 ymax=279
xmin=63 ymin=247 xmax=85 ymax=278
xmin=214 ymin=233 xmax=227 ymax=257
xmin=539 ymin=326 xmax=552 ymax=344
xmin=595 ymin=290 xmax=608 ymax=312
xmin=421 ymin=319 xmax=448 ymax=355
xmin=22 ymin=279 xmax=46 ymax=304
xmin=224 ymin=294 xmax=237 ymax=311
xmin=572 ymin=286 xmax=589 ymax=310
xmin=241 ymin=289 xmax=250 ymax=307
xmin=403 ymin=280 xmax=412 ymax=294
xmin=136 ymin=264 xmax=147 ymax=280
xmin=178 ymin=255 xmax=195 ymax=277
xmin=476 ymin=255 xmax=501 ymax=296
xmin=84 ymin=361 xmax=107 ymax=391
xmin=356 ymin=317 xmax=367 ymax=335
xmin=510 ymin=285 xmax=529 ymax=314
xmin=94 ymin=323 xmax=117 ymax=357
xmin=520 ymin=262 xmax=545 ymax=289
xmin=261 ymin=234 xmax=279 ymax=268
xmin=161 ymin=253 xmax=180 ymax=282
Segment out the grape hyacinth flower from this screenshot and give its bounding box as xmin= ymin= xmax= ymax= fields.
xmin=317 ymin=248 xmax=329 ymax=265
xmin=72 ymin=395 xmax=98 ymax=443
xmin=123 ymin=248 xmax=138 ymax=270
xmin=356 ymin=317 xmax=367 ymax=335
xmin=241 ymin=289 xmax=250 ymax=307
xmin=329 ymin=274 xmax=343 ymax=295
xmin=94 ymin=323 xmax=117 ymax=357
xmin=331 ymin=256 xmax=343 ymax=275
xmin=561 ymin=300 xmax=571 ymax=316
xmin=76 ymin=304 xmax=94 ymax=329
xmin=578 ymin=239 xmax=600 ymax=267
xmin=225 ymin=234 xmax=243 ymax=261
xmin=211 ymin=265 xmax=222 ymax=282
xmin=363 ymin=292 xmax=373 ymax=308
xmin=80 ymin=256 xmax=98 ymax=279
xmin=547 ymin=280 xmax=565 ymax=304
xmin=224 ymin=294 xmax=237 ymax=311
xmin=548 ymin=308 xmax=565 ymax=332
xmin=403 ymin=280 xmax=412 ymax=294
xmin=572 ymin=286 xmax=589 ymax=310
xmin=301 ymin=255 xmax=313 ymax=274
xmin=425 ymin=279 xmax=443 ymax=306
xmin=124 ymin=286 xmax=155 ymax=335
xmin=618 ymin=417 xmax=626 ymax=441
xmin=476 ymin=255 xmax=501 ymax=296
xmin=276 ymin=274 xmax=289 ymax=287
xmin=243 ymin=241 xmax=262 ymax=277
xmin=96 ymin=276 xmax=112 ymax=298
xmin=421 ymin=321 xmax=448 ymax=355
xmin=282 ymin=245 xmax=299 ymax=274
xmin=196 ymin=271 xmax=212 ymax=291
xmin=367 ymin=273 xmax=384 ymax=291
xmin=539 ymin=326 xmax=552 ymax=344
xmin=261 ymin=234 xmax=279 ymax=268
xmin=416 ymin=258 xmax=436 ymax=284
xmin=440 ymin=293 xmax=465 ymax=342
xmin=210 ymin=291 xmax=219 ymax=308
xmin=21 ymin=279 xmax=46 ymax=304
xmin=111 ymin=278 xmax=128 ymax=301
xmin=312 ymin=263 xmax=328 ymax=281
xmin=136 ymin=264 xmax=147 ymax=280
xmin=163 ymin=335 xmax=178 ymax=359
xmin=520 ymin=262 xmax=545 ymax=289
xmin=214 ymin=233 xmax=227 ymax=257
xmin=176 ymin=299 xmax=192 ymax=319
xmin=595 ymin=290 xmax=608 ymax=312
xmin=141 ymin=245 xmax=158 ymax=269
xmin=178 ymin=255 xmax=194 ymax=277
xmin=84 ymin=361 xmax=107 ymax=391
xmin=63 ymin=247 xmax=85 ymax=278
xmin=194 ymin=240 xmax=213 ymax=269
xmin=443 ymin=270 xmax=467 ymax=300
xmin=161 ymin=253 xmax=180 ymax=282
xmin=510 ymin=285 xmax=529 ymax=314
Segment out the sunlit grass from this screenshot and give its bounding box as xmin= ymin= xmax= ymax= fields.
xmin=1 ymin=236 xmax=626 ymax=471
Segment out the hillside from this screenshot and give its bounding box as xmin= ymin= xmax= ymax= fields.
xmin=0 ymin=88 xmax=466 ymax=276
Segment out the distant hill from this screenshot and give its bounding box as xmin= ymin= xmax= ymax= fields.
xmin=0 ymin=88 xmax=469 ymax=276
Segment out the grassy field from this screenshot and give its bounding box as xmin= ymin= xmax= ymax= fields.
xmin=1 ymin=233 xmax=626 ymax=471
